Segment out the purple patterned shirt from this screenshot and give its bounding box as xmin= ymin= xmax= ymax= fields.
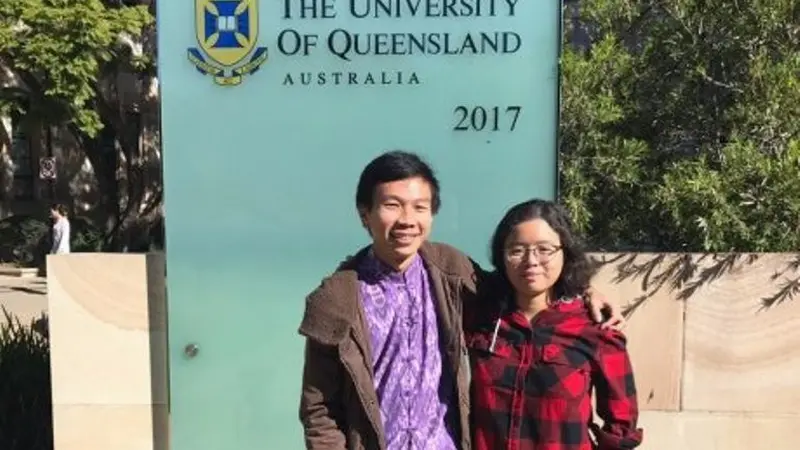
xmin=358 ymin=251 xmax=457 ymax=450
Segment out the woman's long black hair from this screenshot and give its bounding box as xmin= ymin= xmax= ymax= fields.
xmin=489 ymin=199 xmax=596 ymax=302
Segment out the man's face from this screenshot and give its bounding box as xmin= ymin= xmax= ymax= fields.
xmin=359 ymin=176 xmax=434 ymax=270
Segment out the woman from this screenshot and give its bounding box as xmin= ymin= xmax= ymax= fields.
xmin=466 ymin=199 xmax=643 ymax=450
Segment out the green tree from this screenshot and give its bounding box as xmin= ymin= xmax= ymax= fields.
xmin=0 ymin=0 xmax=158 ymax=250
xmin=560 ymin=0 xmax=800 ymax=252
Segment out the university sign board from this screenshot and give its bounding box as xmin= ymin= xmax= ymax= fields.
xmin=157 ymin=0 xmax=562 ymax=447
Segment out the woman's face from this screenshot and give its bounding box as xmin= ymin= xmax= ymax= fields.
xmin=503 ymin=218 xmax=564 ymax=298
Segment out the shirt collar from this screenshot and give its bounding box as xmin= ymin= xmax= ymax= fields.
xmin=549 ymin=294 xmax=586 ymax=312
xmin=500 ymin=293 xmax=587 ymax=326
xmin=359 ymin=248 xmax=424 ymax=284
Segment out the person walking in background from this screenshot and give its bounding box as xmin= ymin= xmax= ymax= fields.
xmin=50 ymin=203 xmax=71 ymax=254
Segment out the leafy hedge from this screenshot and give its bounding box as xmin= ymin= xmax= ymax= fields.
xmin=0 ymin=215 xmax=104 ymax=268
xmin=0 ymin=308 xmax=52 ymax=450
xmin=560 ymin=0 xmax=800 ymax=252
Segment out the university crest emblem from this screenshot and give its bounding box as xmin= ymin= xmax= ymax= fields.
xmin=187 ymin=0 xmax=268 ymax=86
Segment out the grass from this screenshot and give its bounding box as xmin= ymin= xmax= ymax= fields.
xmin=0 ymin=307 xmax=53 ymax=450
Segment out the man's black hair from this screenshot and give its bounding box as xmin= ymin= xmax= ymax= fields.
xmin=356 ymin=150 xmax=441 ymax=213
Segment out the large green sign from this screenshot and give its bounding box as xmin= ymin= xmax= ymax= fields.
xmin=159 ymin=0 xmax=561 ymax=447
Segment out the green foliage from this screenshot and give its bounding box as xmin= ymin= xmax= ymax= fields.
xmin=72 ymin=218 xmax=105 ymax=252
xmin=0 ymin=216 xmax=49 ymax=267
xmin=0 ymin=0 xmax=153 ymax=136
xmin=560 ymin=0 xmax=800 ymax=251
xmin=656 ymin=141 xmax=800 ymax=251
xmin=0 ymin=215 xmax=104 ymax=267
xmin=0 ymin=308 xmax=52 ymax=450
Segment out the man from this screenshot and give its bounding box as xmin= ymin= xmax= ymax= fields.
xmin=50 ymin=203 xmax=71 ymax=254
xmin=298 ymin=151 xmax=622 ymax=450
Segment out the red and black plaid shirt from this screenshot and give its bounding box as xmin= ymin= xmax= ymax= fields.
xmin=465 ymin=296 xmax=643 ymax=450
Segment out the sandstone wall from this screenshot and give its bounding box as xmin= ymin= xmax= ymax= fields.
xmin=591 ymin=253 xmax=800 ymax=449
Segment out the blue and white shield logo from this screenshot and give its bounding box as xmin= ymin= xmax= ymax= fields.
xmin=188 ymin=0 xmax=268 ymax=86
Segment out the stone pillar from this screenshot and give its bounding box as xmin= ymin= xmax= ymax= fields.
xmin=47 ymin=253 xmax=168 ymax=450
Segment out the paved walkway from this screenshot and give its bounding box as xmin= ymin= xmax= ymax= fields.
xmin=0 ymin=275 xmax=48 ymax=327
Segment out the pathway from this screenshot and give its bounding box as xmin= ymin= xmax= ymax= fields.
xmin=0 ymin=275 xmax=48 ymax=327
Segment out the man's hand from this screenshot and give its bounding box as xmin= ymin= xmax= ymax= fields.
xmin=585 ymin=286 xmax=625 ymax=330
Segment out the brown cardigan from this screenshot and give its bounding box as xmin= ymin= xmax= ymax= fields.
xmin=298 ymin=241 xmax=480 ymax=450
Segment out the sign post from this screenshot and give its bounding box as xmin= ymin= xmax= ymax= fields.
xmin=159 ymin=0 xmax=562 ymax=447
xmin=39 ymin=156 xmax=56 ymax=201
